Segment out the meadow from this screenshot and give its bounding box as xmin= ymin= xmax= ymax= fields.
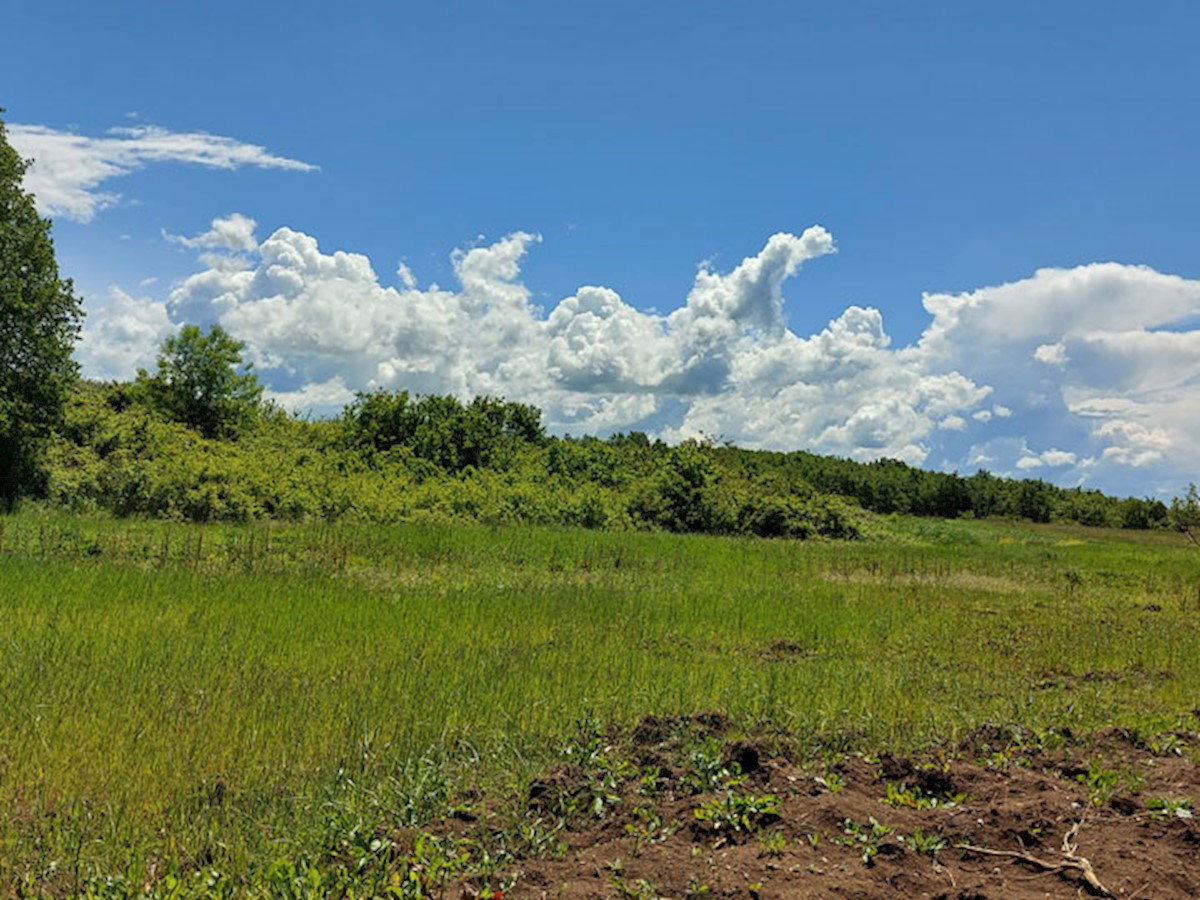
xmin=1 ymin=509 xmax=1198 ymax=896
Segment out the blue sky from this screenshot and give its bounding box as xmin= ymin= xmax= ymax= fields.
xmin=4 ymin=1 xmax=1199 ymax=498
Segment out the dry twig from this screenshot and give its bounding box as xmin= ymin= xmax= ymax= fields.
xmin=956 ymin=821 xmax=1112 ymax=897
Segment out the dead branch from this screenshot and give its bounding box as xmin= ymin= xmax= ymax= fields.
xmin=956 ymin=821 xmax=1113 ymax=898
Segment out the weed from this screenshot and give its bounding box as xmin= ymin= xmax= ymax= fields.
xmin=610 ymin=876 xmax=664 ymax=900
xmin=1146 ymin=796 xmax=1194 ymax=820
xmin=693 ymin=790 xmax=781 ymax=833
xmin=882 ymin=781 xmax=964 ymax=809
xmin=757 ymin=830 xmax=788 ymax=857
xmin=837 ymin=817 xmax=894 ymax=866
xmin=515 ymin=818 xmax=568 ymax=860
xmin=1148 ymin=732 xmax=1188 ymax=757
xmin=814 ymin=770 xmax=846 ymax=793
xmin=625 ymin=804 xmax=678 ymax=855
xmin=679 ymin=737 xmax=731 ymax=794
xmin=900 ymin=826 xmax=947 ymax=857
xmin=1076 ymin=763 xmax=1119 ymax=806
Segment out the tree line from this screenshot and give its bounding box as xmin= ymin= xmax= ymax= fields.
xmin=28 ymin=347 xmax=1189 ymax=539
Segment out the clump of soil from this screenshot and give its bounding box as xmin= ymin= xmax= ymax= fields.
xmin=497 ymin=720 xmax=1200 ymax=899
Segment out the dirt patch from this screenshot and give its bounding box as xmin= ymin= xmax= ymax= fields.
xmin=496 ymin=726 xmax=1199 ymax=899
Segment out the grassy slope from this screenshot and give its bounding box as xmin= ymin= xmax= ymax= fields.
xmin=1 ymin=510 xmax=1197 ymax=893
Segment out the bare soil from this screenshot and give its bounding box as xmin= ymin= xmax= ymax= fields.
xmin=497 ymin=720 xmax=1200 ymax=899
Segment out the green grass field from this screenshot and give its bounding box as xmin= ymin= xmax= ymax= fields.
xmin=1 ymin=510 xmax=1197 ymax=896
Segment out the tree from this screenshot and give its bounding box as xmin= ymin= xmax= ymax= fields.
xmin=0 ymin=110 xmax=84 ymax=509
xmin=136 ymin=324 xmax=262 ymax=439
xmin=342 ymin=389 xmax=546 ymax=472
xmin=1170 ymin=483 xmax=1200 ymax=547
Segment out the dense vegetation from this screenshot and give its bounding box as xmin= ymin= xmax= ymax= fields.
xmin=0 ymin=111 xmax=83 ymax=509
xmin=38 ymin=371 xmax=1181 ymax=539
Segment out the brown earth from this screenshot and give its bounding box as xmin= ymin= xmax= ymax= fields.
xmin=483 ymin=719 xmax=1200 ymax=900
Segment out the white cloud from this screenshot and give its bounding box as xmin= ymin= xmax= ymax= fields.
xmin=916 ymin=262 xmax=1200 ymax=491
xmin=91 ymin=219 xmax=990 ymax=464
xmin=8 ymin=124 xmax=315 ymax=222
xmin=1095 ymin=420 xmax=1172 ymax=467
xmin=78 ymin=218 xmax=1200 ymax=496
xmin=1040 ymin=449 xmax=1077 ymax=467
xmin=165 ymin=213 xmax=259 ymax=253
xmin=1034 ymin=342 xmax=1068 ymax=367
xmin=75 ymin=287 xmax=174 ymax=379
xmin=264 ymin=377 xmax=357 ymax=414
xmin=396 ymin=262 xmax=417 ymax=290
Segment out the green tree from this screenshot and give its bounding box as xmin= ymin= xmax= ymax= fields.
xmin=1170 ymin=483 xmax=1200 ymax=547
xmin=0 ymin=111 xmax=84 ymax=509
xmin=136 ymin=324 xmax=262 ymax=439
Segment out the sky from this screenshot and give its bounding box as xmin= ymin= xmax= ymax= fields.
xmin=4 ymin=1 xmax=1198 ymax=499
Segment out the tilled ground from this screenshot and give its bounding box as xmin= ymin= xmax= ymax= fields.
xmin=493 ymin=720 xmax=1200 ymax=899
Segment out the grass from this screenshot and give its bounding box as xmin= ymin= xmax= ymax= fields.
xmin=1 ymin=509 xmax=1198 ymax=894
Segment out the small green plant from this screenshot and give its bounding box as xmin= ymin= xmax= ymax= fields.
xmin=693 ymin=790 xmax=781 ymax=833
xmin=637 ymin=766 xmax=665 ymax=796
xmin=625 ymin=804 xmax=678 ymax=855
xmin=1076 ymin=763 xmax=1119 ymax=806
xmin=838 ymin=817 xmax=894 ymax=866
xmin=757 ymin=830 xmax=788 ymax=857
xmin=679 ymin=737 xmax=731 ymax=794
xmin=516 ymin=817 xmax=568 ymax=860
xmin=610 ymin=877 xmax=663 ymax=900
xmin=882 ymin=781 xmax=963 ymax=810
xmin=1146 ymin=796 xmax=1194 ymax=820
xmin=1148 ymin=733 xmax=1187 ymax=757
xmin=814 ymin=770 xmax=845 ymax=793
xmin=900 ymin=826 xmax=946 ymax=857
xmin=1064 ymin=569 xmax=1085 ymax=594
xmin=556 ymin=718 xmax=632 ymax=818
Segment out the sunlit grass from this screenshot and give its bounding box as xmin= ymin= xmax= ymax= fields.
xmin=1 ymin=509 xmax=1197 ymax=891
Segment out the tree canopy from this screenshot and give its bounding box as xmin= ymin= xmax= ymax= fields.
xmin=135 ymin=324 xmax=263 ymax=439
xmin=0 ymin=110 xmax=83 ymax=508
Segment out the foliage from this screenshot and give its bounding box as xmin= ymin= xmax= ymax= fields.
xmin=135 ymin=324 xmax=262 ymax=439
xmin=838 ymin=817 xmax=894 ymax=866
xmin=0 ymin=110 xmax=83 ymax=508
xmin=1169 ymin=483 xmax=1200 ymax=547
xmin=1146 ymin=796 xmax=1194 ymax=820
xmin=36 ymin=376 xmax=1175 ymax=537
xmin=693 ymin=789 xmax=781 ymax=833
xmin=899 ymin=826 xmax=947 ymax=857
xmin=343 ymin=389 xmax=545 ymax=472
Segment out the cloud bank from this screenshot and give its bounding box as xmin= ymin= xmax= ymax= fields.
xmin=8 ymin=124 xmax=315 ymax=222
xmin=78 ymin=216 xmax=1200 ymax=497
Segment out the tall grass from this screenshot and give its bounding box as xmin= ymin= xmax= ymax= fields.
xmin=1 ymin=510 xmax=1198 ymax=889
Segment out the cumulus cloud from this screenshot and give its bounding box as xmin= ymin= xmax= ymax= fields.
xmin=917 ymin=262 xmax=1200 ymax=491
xmin=1016 ymin=448 xmax=1078 ymax=470
xmin=79 ymin=216 xmax=1200 ymax=496
xmin=165 ymin=212 xmax=259 ymax=253
xmin=75 ymin=287 xmax=175 ymax=379
xmin=1034 ymin=342 xmax=1068 ymax=367
xmin=7 ymin=124 xmax=315 ymax=222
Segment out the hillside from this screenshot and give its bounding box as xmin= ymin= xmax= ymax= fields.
xmin=40 ymin=381 xmax=1178 ymax=538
